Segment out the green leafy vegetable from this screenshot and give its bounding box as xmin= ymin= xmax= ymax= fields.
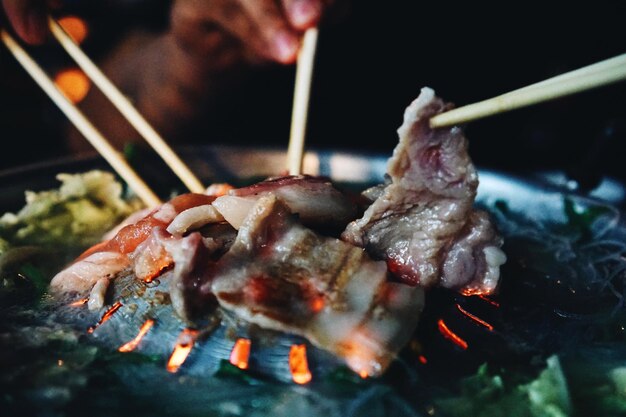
xmin=563 ymin=197 xmax=612 ymax=240
xmin=434 ymin=356 xmax=571 ymax=417
xmin=0 ymin=171 xmax=143 ymax=303
xmin=0 ymin=170 xmax=142 ymax=248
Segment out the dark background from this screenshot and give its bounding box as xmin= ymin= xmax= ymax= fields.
xmin=1 ymin=1 xmax=625 ymax=190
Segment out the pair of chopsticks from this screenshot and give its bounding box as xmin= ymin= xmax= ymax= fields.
xmin=1 ymin=17 xmax=206 ymax=207
xmin=286 ymin=38 xmax=625 ymax=174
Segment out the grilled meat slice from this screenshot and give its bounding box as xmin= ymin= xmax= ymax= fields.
xmin=342 ymin=87 xmax=505 ymax=293
xmin=208 ymin=195 xmax=424 ymax=376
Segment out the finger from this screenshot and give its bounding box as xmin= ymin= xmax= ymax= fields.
xmin=170 ymin=5 xmax=231 ymax=57
xmin=238 ymin=0 xmax=300 ymax=64
xmin=171 ymin=0 xmax=284 ymax=65
xmin=2 ymin=0 xmax=48 ymax=44
xmin=172 ymin=0 xmax=299 ymax=65
xmin=281 ymin=0 xmax=323 ymax=30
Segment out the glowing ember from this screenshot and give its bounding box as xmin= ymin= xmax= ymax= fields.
xmin=418 ymin=355 xmax=428 ymax=364
xmin=54 ymin=68 xmax=90 ymax=104
xmin=68 ymin=297 xmax=88 ymax=307
xmin=341 ymin=338 xmax=379 ymax=378
xmin=310 ymin=296 xmax=324 ymax=313
xmin=229 ymin=338 xmax=251 ymax=370
xmin=460 ymin=287 xmax=492 ymax=297
xmin=142 ymin=260 xmax=172 ymax=283
xmin=456 ymin=304 xmax=494 ymax=331
xmin=87 ymin=301 xmax=122 ymax=334
xmin=118 ymin=319 xmax=155 ymax=352
xmin=289 ymin=344 xmax=312 ymax=384
xmin=58 ymin=15 xmax=88 ymax=43
xmin=166 ymin=328 xmax=199 ymax=373
xmin=437 ymin=319 xmax=468 ymax=350
xmin=478 ymin=294 xmax=500 ymax=307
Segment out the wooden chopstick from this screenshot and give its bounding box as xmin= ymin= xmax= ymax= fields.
xmin=287 ymin=27 xmax=319 ymax=175
xmin=430 ymin=52 xmax=626 ymax=128
xmin=512 ymin=53 xmax=626 ymax=95
xmin=1 ymin=29 xmax=162 ymax=208
xmin=48 ymin=17 xmax=206 ymax=193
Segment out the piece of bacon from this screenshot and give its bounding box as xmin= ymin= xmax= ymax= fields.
xmin=78 ymin=193 xmax=216 ymax=260
xmin=206 ymin=195 xmax=424 ymax=376
xmin=49 ymin=251 xmax=130 ymax=310
xmin=214 ymin=175 xmax=358 ymax=230
xmin=50 ymin=193 xmax=218 ymax=307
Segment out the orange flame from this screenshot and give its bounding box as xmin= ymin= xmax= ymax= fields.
xmin=289 ymin=344 xmax=312 ymax=384
xmin=358 ymin=370 xmax=369 ymax=379
xmin=58 ymin=15 xmax=88 ymax=44
xmin=54 ymin=68 xmax=90 ymax=104
xmin=118 ymin=319 xmax=155 ymax=352
xmin=456 ymin=304 xmax=494 ymax=331
xmin=68 ymin=297 xmax=88 ymax=307
xmin=87 ymin=301 xmax=122 ymax=334
xmin=166 ymin=328 xmax=198 ymax=373
xmin=229 ymin=338 xmax=251 ymax=370
xmin=437 ymin=319 xmax=468 ymax=350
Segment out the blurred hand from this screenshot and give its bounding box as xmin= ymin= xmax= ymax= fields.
xmin=1 ymin=0 xmax=54 ymax=44
xmin=3 ymin=0 xmax=342 ymax=154
xmin=170 ymin=0 xmax=334 ymax=65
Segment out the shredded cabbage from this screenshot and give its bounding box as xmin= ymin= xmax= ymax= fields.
xmin=0 ymin=170 xmax=143 ymax=250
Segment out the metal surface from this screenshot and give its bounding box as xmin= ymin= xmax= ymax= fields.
xmin=1 ymin=144 xmax=622 ymax=209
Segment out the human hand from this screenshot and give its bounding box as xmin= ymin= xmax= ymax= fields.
xmin=170 ymin=0 xmax=335 ymax=65
xmin=1 ymin=0 xmax=54 ymax=45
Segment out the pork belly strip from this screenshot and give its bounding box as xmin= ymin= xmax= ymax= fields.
xmin=214 ymin=175 xmax=358 ymax=230
xmin=342 ymin=87 xmax=505 ymax=292
xmin=206 ymin=195 xmax=424 ymax=376
xmin=49 ymin=251 xmax=129 ymax=296
xmin=50 ymin=174 xmax=355 ymax=296
xmin=49 ymin=193 xmax=224 ymax=308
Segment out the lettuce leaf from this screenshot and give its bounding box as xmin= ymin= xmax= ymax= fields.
xmin=435 ymin=356 xmax=571 ymax=417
